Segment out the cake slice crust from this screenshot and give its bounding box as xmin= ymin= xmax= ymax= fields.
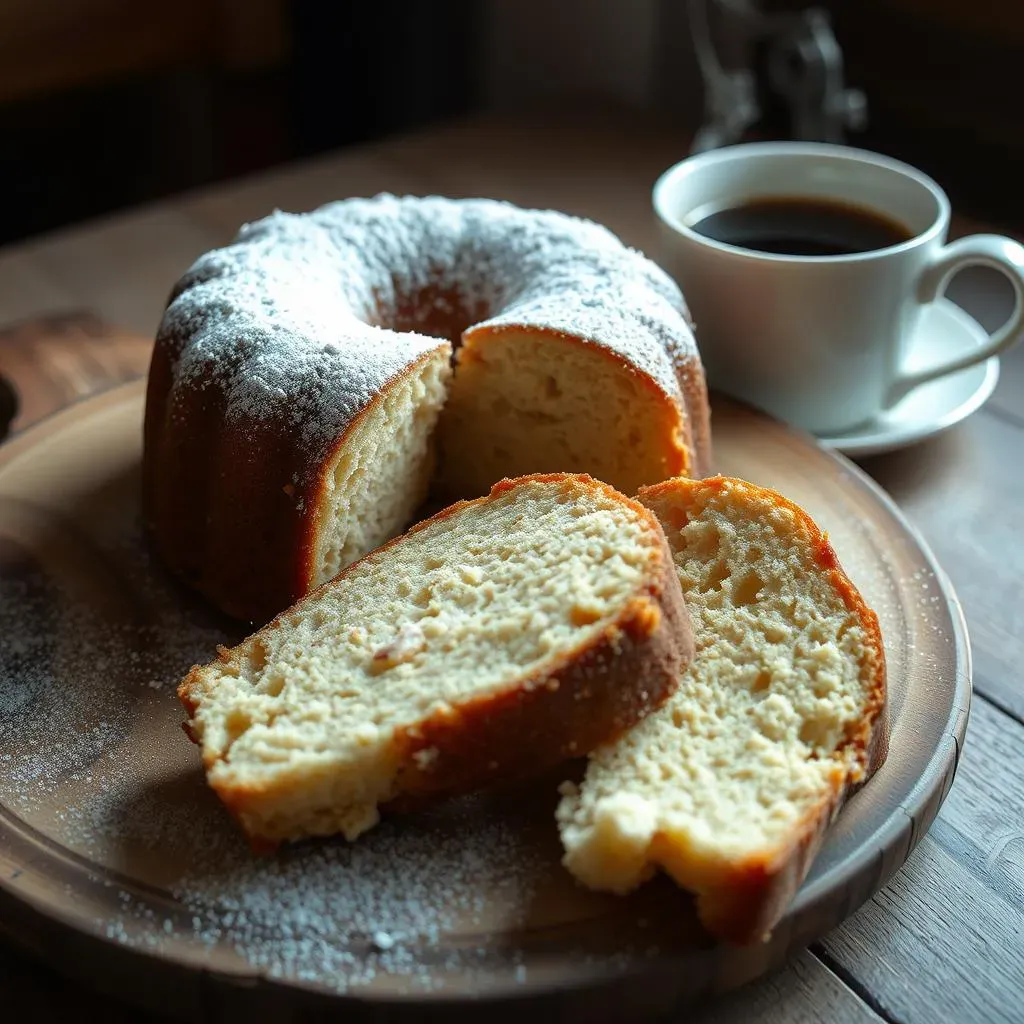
xmin=179 ymin=473 xmax=694 ymax=848
xmin=557 ymin=476 xmax=887 ymax=944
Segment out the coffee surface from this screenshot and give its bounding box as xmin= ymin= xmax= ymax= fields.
xmin=690 ymin=196 xmax=912 ymax=256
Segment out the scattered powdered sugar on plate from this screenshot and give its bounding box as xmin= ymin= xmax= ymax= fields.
xmin=0 ymin=517 xmax=547 ymax=993
xmin=163 ymin=802 xmax=538 ymax=989
xmin=0 ymin=549 xmax=214 ymax=801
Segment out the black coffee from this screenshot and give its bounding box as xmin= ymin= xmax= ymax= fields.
xmin=690 ymin=196 xmax=912 ymax=256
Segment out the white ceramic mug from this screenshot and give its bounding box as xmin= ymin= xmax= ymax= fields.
xmin=652 ymin=142 xmax=1024 ymax=435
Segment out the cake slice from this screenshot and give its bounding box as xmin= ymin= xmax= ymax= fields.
xmin=556 ymin=476 xmax=887 ymax=944
xmin=179 ymin=473 xmax=694 ymax=849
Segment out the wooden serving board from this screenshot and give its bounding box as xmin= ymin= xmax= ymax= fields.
xmin=0 ymin=317 xmax=970 ymax=1022
xmin=0 ymin=312 xmax=153 ymax=438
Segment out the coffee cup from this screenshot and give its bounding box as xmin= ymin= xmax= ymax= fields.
xmin=652 ymin=142 xmax=1024 ymax=435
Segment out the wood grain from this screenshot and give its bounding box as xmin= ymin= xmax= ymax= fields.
xmin=860 ymin=408 xmax=1024 ymax=720
xmin=0 ymin=313 xmax=152 ymax=436
xmin=818 ymin=698 xmax=1024 ymax=1023
xmin=932 ymin=701 xmax=1024 ymax=911
xmin=693 ymin=952 xmax=885 ymax=1024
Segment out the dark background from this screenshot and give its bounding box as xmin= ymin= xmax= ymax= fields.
xmin=0 ymin=0 xmax=1021 ymax=247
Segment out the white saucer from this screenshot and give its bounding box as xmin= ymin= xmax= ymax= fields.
xmin=818 ymin=299 xmax=1001 ymax=458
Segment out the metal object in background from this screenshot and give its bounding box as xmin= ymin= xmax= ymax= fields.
xmin=689 ymin=0 xmax=762 ymax=152
xmin=690 ymin=0 xmax=867 ymax=153
xmin=766 ymin=7 xmax=867 ymax=143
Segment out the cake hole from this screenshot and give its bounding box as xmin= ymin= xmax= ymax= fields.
xmin=685 ymin=523 xmax=720 ymax=560
xmin=799 ymin=717 xmax=831 ymax=750
xmin=569 ymin=604 xmax=603 ymax=627
xmin=704 ymin=559 xmax=730 ymax=591
xmin=224 ymin=709 xmax=253 ymax=748
xmin=751 ymin=669 xmax=772 ymax=693
xmin=246 ymin=639 xmax=269 ymax=675
xmin=260 ymin=672 xmax=286 ymax=697
xmin=544 ymin=374 xmax=562 ymax=399
xmin=733 ymin=571 xmax=764 ymax=607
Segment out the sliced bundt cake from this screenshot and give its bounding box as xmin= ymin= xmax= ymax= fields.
xmin=557 ymin=476 xmax=887 ymax=944
xmin=180 ymin=473 xmax=694 ymax=849
xmin=145 ymin=195 xmax=712 ymax=624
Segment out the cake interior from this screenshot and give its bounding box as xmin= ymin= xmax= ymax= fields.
xmin=195 ymin=478 xmax=663 ymax=841
xmin=314 ymin=349 xmax=452 ymax=583
xmin=434 ymin=327 xmax=687 ymax=502
xmin=312 ymin=325 xmax=689 ymax=592
xmin=559 ymin=482 xmax=876 ymax=893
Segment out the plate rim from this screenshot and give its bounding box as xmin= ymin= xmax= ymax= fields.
xmin=0 ymin=379 xmax=973 ymax=1015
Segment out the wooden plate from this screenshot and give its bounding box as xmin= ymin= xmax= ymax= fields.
xmin=0 ymin=382 xmax=970 ymax=1023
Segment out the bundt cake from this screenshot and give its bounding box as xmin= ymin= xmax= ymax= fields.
xmin=144 ymin=195 xmax=711 ymax=623
xmin=178 ymin=473 xmax=694 ymax=849
xmin=557 ymin=476 xmax=887 ymax=945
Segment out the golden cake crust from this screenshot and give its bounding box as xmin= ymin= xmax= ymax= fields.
xmin=178 ymin=473 xmax=696 ymax=851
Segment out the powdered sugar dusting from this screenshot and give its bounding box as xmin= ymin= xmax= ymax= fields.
xmin=0 ymin=545 xmax=219 ymax=801
xmin=161 ymin=210 xmax=448 ymax=463
xmin=157 ymin=195 xmax=697 ymax=478
xmin=164 ymin=805 xmax=538 ymax=989
xmin=0 ymin=516 xmax=554 ymax=994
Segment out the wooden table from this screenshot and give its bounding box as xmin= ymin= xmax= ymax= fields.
xmin=1 ymin=107 xmax=1022 ymax=1023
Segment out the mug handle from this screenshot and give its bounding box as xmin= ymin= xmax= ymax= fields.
xmin=888 ymin=234 xmax=1024 ymax=405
